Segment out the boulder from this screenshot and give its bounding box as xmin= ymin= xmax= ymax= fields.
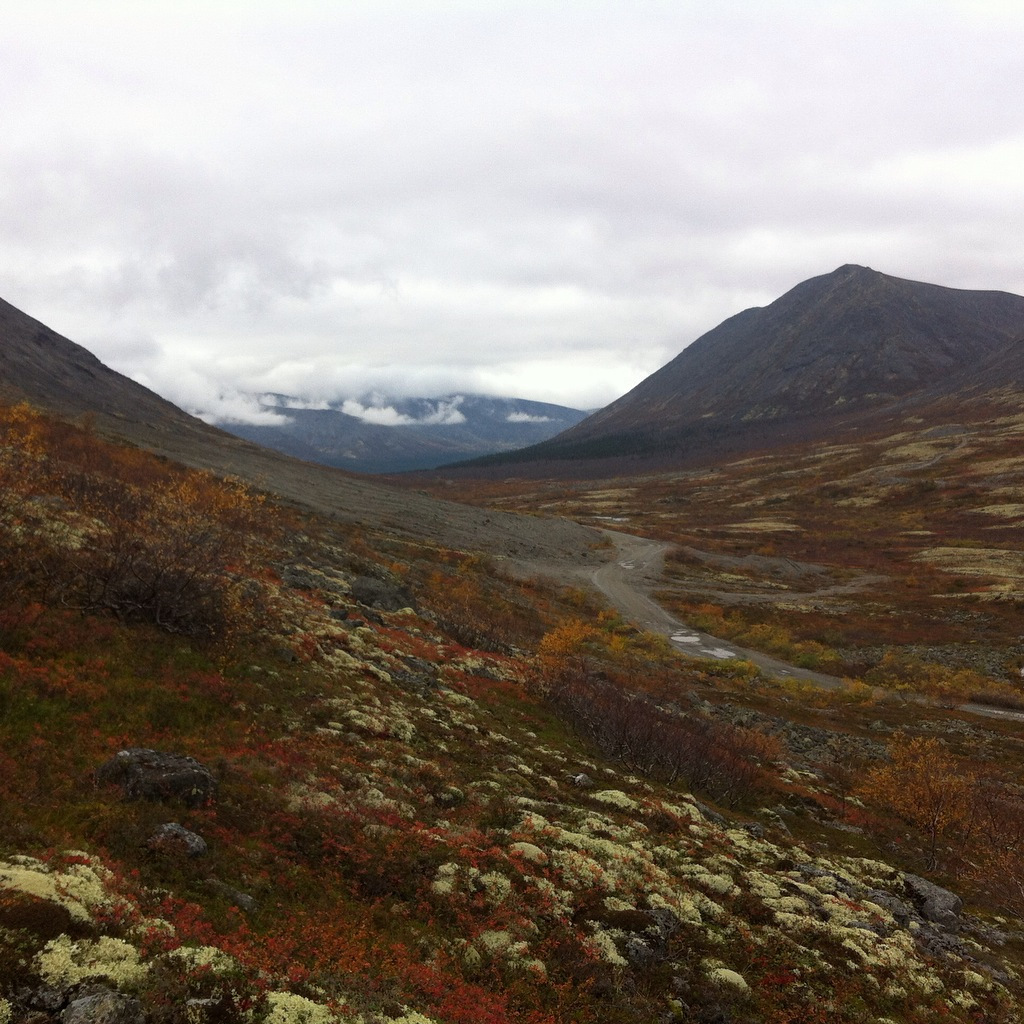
xmin=903 ymin=873 xmax=962 ymax=931
xmin=146 ymin=822 xmax=208 ymax=858
xmin=351 ymin=575 xmax=415 ymax=612
xmin=865 ymin=889 xmax=913 ymax=927
xmin=206 ymin=878 xmax=258 ymax=914
xmin=96 ymin=749 xmax=217 ymax=808
xmin=62 ymin=987 xmax=143 ymax=1024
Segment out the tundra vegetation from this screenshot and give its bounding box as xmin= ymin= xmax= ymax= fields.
xmin=3 ymin=400 xmax=1024 ymax=1023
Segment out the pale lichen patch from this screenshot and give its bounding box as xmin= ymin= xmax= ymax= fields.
xmin=36 ymin=935 xmax=149 ymax=990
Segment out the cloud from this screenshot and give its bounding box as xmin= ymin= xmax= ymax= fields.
xmin=341 ymin=396 xmax=467 ymax=427
xmin=2 ymin=2 xmax=1024 ymax=418
xmin=207 ymin=396 xmax=294 ymax=427
xmin=271 ymin=396 xmax=332 ymax=412
xmin=506 ymin=412 xmax=552 ymax=424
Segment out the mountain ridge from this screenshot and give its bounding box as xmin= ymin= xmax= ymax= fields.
xmin=0 ymin=294 xmax=599 ymax=563
xmin=220 ymin=393 xmax=588 ymax=474
xmin=454 ymin=265 xmax=1024 ymax=472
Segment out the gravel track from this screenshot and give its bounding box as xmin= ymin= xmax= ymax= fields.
xmin=157 ymin=431 xmax=1024 ymax=723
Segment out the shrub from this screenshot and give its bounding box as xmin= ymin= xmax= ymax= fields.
xmin=0 ymin=402 xmax=277 ymax=643
xmin=545 ymin=671 xmax=776 ymax=806
xmin=858 ymin=733 xmax=975 ymax=871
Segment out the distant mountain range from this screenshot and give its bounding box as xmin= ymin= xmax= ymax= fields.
xmin=217 ymin=394 xmax=588 ymax=474
xmin=456 ymin=264 xmax=1024 ymax=473
xmin=0 ymin=295 xmax=584 ymax=474
xmin=5 ymin=263 xmax=1024 ymax=482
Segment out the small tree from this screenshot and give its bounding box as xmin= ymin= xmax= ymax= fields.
xmin=858 ymin=733 xmax=976 ymax=871
xmin=536 ymin=618 xmax=598 ymax=688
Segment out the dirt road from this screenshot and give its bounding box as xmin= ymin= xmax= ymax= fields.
xmin=572 ymin=530 xmax=1024 ymax=724
xmin=587 ymin=532 xmax=845 ymax=687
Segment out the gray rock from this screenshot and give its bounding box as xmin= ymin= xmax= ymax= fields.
xmin=903 ymin=873 xmax=962 ymax=931
xmin=758 ymin=808 xmax=792 ymax=834
xmin=206 ymin=878 xmax=258 ymax=914
xmin=916 ymin=925 xmax=969 ymax=959
xmin=798 ymin=864 xmax=858 ymax=897
xmin=391 ymin=669 xmax=439 ymax=695
xmin=28 ymin=985 xmax=66 ymax=1011
xmin=865 ymin=889 xmax=913 ymax=927
xmin=96 ymin=748 xmax=217 ymax=808
xmin=62 ymin=987 xmax=143 ymax=1024
xmin=694 ymin=801 xmax=728 ymax=826
xmin=648 ymin=904 xmax=682 ymax=939
xmin=351 ymin=575 xmax=415 ymax=612
xmin=146 ymin=822 xmax=208 ymax=858
xmin=281 ymin=565 xmax=350 ymax=602
xmin=624 ymin=935 xmax=659 ymax=967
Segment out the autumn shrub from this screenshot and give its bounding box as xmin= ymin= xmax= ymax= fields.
xmin=421 ymin=558 xmax=543 ymax=654
xmin=535 ymin=618 xmax=599 ymax=684
xmin=857 ymin=733 xmax=1024 ymax=909
xmin=864 ymin=650 xmax=1010 ymax=701
xmin=63 ymin=472 xmax=272 ymax=640
xmin=967 ymin=781 xmax=1024 ymax=916
xmin=545 ymin=671 xmax=776 ymax=807
xmin=0 ymin=402 xmax=278 ymax=643
xmin=858 ymin=733 xmax=976 ymax=871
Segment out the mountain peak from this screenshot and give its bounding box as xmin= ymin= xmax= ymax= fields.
xmin=487 ymin=266 xmax=1024 ymax=469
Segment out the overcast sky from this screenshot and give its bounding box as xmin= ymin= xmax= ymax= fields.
xmin=3 ymin=1 xmax=1024 ymax=423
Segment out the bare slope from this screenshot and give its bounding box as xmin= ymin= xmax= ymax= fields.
xmin=0 ymin=295 xmax=599 ymax=563
xmin=466 ymin=264 xmax=1024 ymax=469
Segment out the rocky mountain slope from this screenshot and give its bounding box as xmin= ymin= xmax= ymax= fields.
xmin=0 ymin=295 xmax=597 ymax=564
xmin=463 ymin=265 xmax=1024 ymax=470
xmin=2 ymin=399 xmax=1023 ymax=1024
xmin=220 ymin=394 xmax=588 ymax=474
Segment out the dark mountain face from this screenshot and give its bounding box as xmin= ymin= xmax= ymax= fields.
xmin=0 ymin=296 xmax=191 ymax=426
xmin=0 ymin=295 xmax=286 ymax=479
xmin=0 ymin=294 xmax=601 ymax=562
xmin=488 ymin=265 xmax=1024 ymax=467
xmin=220 ymin=394 xmax=588 ymax=474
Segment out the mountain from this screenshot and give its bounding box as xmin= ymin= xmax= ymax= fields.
xmin=462 ymin=265 xmax=1024 ymax=471
xmin=0 ymin=296 xmax=203 ymax=434
xmin=0 ymin=295 xmax=598 ymax=563
xmin=218 ymin=394 xmax=588 ymax=474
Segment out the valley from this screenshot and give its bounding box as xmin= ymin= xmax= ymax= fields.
xmin=6 ymin=398 xmax=1024 ymax=1024
xmin=430 ymin=403 xmax=1024 ymax=706
xmin=5 ymin=272 xmax=1024 ymax=1023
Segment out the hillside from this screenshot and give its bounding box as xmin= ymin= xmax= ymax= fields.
xmin=219 ymin=395 xmax=588 ymax=474
xmin=457 ymin=265 xmax=1024 ymax=471
xmin=5 ymin=294 xmax=1024 ymax=1023
xmin=0 ymin=296 xmax=597 ymax=565
xmin=4 ymin=400 xmax=1024 ymax=1024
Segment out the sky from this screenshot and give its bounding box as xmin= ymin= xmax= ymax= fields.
xmin=3 ymin=1 xmax=1024 ymax=425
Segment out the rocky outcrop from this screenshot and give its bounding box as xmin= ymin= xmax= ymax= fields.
xmin=96 ymin=749 xmax=217 ymax=808
xmin=351 ymin=575 xmax=415 ymax=612
xmin=903 ymin=872 xmax=963 ymax=931
xmin=61 ymin=986 xmax=144 ymax=1024
xmin=145 ymin=823 xmax=208 ymax=859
